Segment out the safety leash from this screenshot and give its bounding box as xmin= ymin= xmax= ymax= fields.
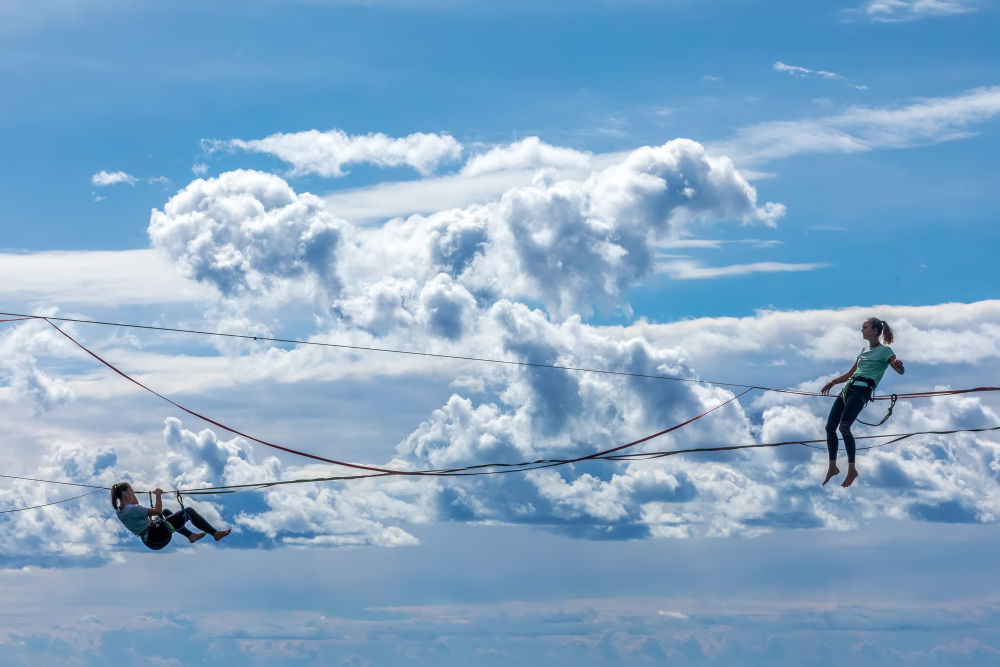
xmin=857 ymin=393 xmax=897 ymax=427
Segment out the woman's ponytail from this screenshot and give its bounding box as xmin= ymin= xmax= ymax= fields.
xmin=865 ymin=317 xmax=895 ymax=345
xmin=880 ymin=319 xmax=894 ymax=344
xmin=111 ymin=482 xmax=127 ymax=511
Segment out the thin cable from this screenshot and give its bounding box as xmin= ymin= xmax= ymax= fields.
xmin=0 ymin=311 xmax=826 ymax=397
xmin=0 ymin=473 xmax=108 ymax=490
xmin=4 ymin=311 xmax=995 ymax=402
xmin=0 ymin=488 xmax=104 ymax=515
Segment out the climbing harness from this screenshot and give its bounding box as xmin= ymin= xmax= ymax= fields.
xmin=841 ymin=376 xmax=898 ymax=427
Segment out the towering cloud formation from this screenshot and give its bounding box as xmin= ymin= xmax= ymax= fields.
xmin=148 ymin=169 xmax=344 ymax=299
xmin=149 ymin=139 xmax=782 ymax=326
xmin=341 ymin=139 xmax=784 ymax=324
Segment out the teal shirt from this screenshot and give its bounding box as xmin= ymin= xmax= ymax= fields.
xmin=117 ymin=503 xmax=150 ymax=538
xmin=850 ymin=344 xmax=895 ymax=389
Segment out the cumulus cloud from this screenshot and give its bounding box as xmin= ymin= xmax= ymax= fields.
xmin=4 ymin=300 xmax=1000 ymax=560
xmin=0 ymin=437 xmax=120 ymax=565
xmin=151 ymin=139 xmax=780 ymax=329
xmin=129 ymin=129 xmax=1000 ymax=545
xmin=148 ymin=169 xmax=344 ymax=299
xmin=214 ymin=128 xmax=463 ymax=177
xmin=336 ymin=138 xmax=783 ymax=323
xmin=6 ymin=355 xmax=75 ymax=415
xmin=91 ymin=170 xmax=137 ymax=186
xmin=10 ymin=119 xmax=999 ymax=560
xmin=378 ymin=298 xmax=1000 ymax=540
xmin=0 ymin=319 xmax=77 ymax=414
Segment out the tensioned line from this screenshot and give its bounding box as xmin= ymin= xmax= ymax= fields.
xmin=4 ymin=424 xmax=999 ymax=505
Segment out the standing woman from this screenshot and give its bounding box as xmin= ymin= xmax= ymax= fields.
xmin=820 ymin=317 xmax=905 ymax=487
xmin=111 ymin=482 xmax=230 ymax=550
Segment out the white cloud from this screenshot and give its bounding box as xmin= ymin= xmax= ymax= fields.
xmin=91 ymin=170 xmax=137 ymax=186
xmin=628 ymin=300 xmax=1000 ymax=369
xmin=158 ymin=140 xmax=780 ymax=325
xmin=461 ymin=137 xmax=592 ymax=176
xmin=324 ymin=159 xmax=605 ymax=224
xmin=452 ymin=139 xmax=782 ymax=317
xmin=5 ymin=355 xmax=75 ymax=415
xmin=148 ymin=169 xmax=344 ymax=298
xmin=0 ymin=250 xmax=214 ymax=305
xmin=656 ymin=259 xmax=826 ymax=279
xmin=713 ymin=86 xmax=1000 ymax=164
xmin=5 ymin=298 xmax=1000 ymax=557
xmin=9 ymin=126 xmax=1000 ymax=555
xmin=859 ymin=0 xmax=976 ymax=22
xmin=215 ymin=128 xmax=463 ymax=177
xmin=0 ymin=318 xmax=81 ymax=414
xmin=773 ymin=61 xmax=842 ymax=80
xmin=773 ymin=61 xmax=868 ymax=90
xmin=319 ymin=143 xmax=776 ymax=227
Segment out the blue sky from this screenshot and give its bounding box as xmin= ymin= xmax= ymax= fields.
xmin=2 ymin=1 xmax=1000 ymax=664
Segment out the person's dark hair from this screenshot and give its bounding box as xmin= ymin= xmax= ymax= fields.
xmin=111 ymin=482 xmax=129 ymax=511
xmin=866 ymin=317 xmax=894 ymax=345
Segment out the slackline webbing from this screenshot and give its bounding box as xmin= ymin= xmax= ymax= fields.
xmin=4 ymin=424 xmax=999 ymax=504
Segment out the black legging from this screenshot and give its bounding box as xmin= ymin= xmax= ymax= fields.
xmin=144 ymin=507 xmax=219 ymax=551
xmin=825 ymin=385 xmax=871 ymax=464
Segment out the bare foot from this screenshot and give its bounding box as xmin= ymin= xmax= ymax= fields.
xmin=188 ymin=532 xmax=207 ymax=544
xmin=213 ymin=529 xmax=231 ymax=542
xmin=841 ymin=468 xmax=859 ymax=488
xmin=822 ymin=464 xmax=840 ymax=486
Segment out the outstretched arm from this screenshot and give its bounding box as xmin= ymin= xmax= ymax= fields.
xmin=822 ymin=361 xmax=858 ymax=395
xmin=888 ymin=355 xmax=904 ymax=375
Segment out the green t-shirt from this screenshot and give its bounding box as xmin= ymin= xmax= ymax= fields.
xmin=850 ymin=344 xmax=895 ymax=389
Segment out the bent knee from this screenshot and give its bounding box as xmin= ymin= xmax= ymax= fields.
xmin=838 ymin=423 xmax=853 ymax=435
